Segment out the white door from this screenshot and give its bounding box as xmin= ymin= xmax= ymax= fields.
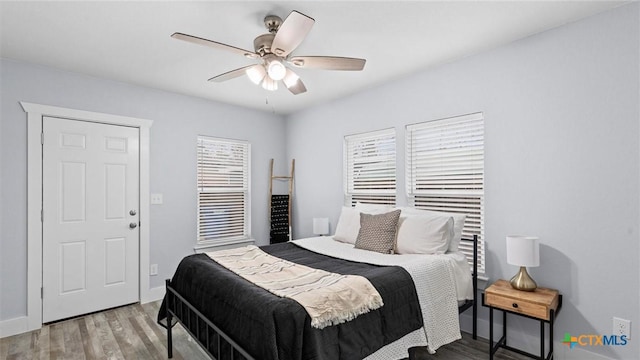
xmin=42 ymin=117 xmax=140 ymax=323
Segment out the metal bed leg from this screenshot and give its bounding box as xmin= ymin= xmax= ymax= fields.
xmin=166 ymin=280 xmax=174 ymax=359
xmin=473 ymin=296 xmax=477 ymax=340
xmin=472 ymin=234 xmax=478 ymax=340
xmin=167 ymin=312 xmax=173 ymax=359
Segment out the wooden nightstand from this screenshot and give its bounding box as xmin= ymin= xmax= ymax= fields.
xmin=483 ymin=279 xmax=562 ymax=360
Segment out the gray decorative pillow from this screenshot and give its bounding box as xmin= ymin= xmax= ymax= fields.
xmin=354 ymin=209 xmax=401 ymax=254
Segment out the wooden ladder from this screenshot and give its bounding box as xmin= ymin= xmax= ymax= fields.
xmin=269 ymin=159 xmax=295 ymax=243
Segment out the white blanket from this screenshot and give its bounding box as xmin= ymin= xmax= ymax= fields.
xmin=293 ymin=237 xmax=470 ymax=353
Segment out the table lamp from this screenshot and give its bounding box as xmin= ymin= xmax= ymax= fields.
xmin=313 ymin=218 xmax=329 ymax=236
xmin=506 ymin=235 xmax=540 ymax=291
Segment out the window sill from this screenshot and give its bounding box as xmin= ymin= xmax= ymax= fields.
xmin=477 ymin=275 xmax=490 ymax=290
xmin=193 ymin=238 xmax=255 ymax=253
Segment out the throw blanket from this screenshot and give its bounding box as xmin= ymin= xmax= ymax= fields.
xmin=207 ymin=245 xmax=383 ymax=329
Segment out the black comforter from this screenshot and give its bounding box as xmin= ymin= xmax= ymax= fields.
xmin=158 ymin=242 xmax=423 ymax=360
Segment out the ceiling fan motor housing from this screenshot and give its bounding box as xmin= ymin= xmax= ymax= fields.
xmin=253 ymin=33 xmax=275 ymax=55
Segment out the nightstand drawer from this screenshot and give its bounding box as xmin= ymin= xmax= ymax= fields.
xmin=485 ymin=292 xmax=548 ymax=319
xmin=484 ymin=279 xmax=559 ymax=321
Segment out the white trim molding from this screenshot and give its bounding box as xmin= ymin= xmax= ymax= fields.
xmin=13 ymin=102 xmax=153 ymax=337
xmin=146 ymin=286 xmax=166 ymax=304
xmin=0 ymin=316 xmax=28 ymax=338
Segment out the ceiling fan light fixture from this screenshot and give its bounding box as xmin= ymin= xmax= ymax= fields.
xmin=261 ymin=76 xmax=278 ymax=91
xmin=283 ymin=70 xmax=300 ymax=88
xmin=172 ymin=10 xmax=366 ymax=95
xmin=246 ymin=65 xmax=266 ymax=85
xmin=267 ymin=59 xmax=287 ymax=81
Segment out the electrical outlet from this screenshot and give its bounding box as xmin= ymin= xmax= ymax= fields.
xmin=613 ymin=317 xmax=631 ymax=338
xmin=150 ymin=264 xmax=158 ymax=276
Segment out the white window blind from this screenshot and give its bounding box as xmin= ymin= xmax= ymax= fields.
xmin=197 ymin=136 xmax=250 ymax=245
xmin=344 ymin=128 xmax=396 ymax=206
xmin=406 ymin=113 xmax=485 ymax=274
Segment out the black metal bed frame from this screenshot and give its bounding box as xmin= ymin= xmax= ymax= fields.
xmin=457 ymin=235 xmax=479 ymax=340
xmin=164 ymin=235 xmax=479 ymax=359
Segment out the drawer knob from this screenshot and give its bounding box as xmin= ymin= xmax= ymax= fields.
xmin=512 ymin=303 xmax=519 ymax=309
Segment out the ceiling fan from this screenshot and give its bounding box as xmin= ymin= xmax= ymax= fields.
xmin=171 ymin=10 xmax=366 ymax=95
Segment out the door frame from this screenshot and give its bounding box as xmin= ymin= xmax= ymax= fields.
xmin=22 ymin=102 xmax=153 ymax=332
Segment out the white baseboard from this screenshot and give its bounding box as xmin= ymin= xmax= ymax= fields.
xmin=0 ymin=316 xmax=28 ymax=338
xmin=142 ymin=285 xmax=166 ymax=304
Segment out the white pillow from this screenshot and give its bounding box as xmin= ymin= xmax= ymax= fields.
xmin=354 ymin=202 xmax=394 ymax=214
xmin=399 ymin=207 xmax=466 ymax=252
xmin=333 ymin=207 xmax=361 ymax=244
xmin=396 ymin=215 xmax=453 ymax=254
xmin=334 ymin=205 xmax=396 ymax=244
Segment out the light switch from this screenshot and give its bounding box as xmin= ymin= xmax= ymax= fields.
xmin=150 ymin=193 xmax=163 ymax=205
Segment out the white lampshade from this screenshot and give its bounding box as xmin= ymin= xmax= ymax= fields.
xmin=246 ymin=65 xmax=266 ymax=85
xmin=313 ymin=218 xmax=329 ymax=236
xmin=283 ymin=69 xmax=300 ymax=88
xmin=267 ymin=59 xmax=286 ymax=81
xmin=261 ymin=77 xmax=278 ymax=91
xmin=506 ymin=235 xmax=540 ymax=267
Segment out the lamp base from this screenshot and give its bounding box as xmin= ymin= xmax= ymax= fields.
xmin=510 ymin=266 xmax=537 ymax=291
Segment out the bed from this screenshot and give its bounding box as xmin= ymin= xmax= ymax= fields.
xmin=159 ymin=208 xmax=478 ymax=360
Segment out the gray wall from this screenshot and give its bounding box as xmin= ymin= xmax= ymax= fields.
xmin=286 ymin=4 xmax=639 ymax=359
xmin=0 ymin=59 xmax=286 ymax=319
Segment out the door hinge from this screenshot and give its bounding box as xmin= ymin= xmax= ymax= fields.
xmin=41 ymin=132 xmax=44 ymax=145
xmin=41 ymin=287 xmax=43 ymax=299
xmin=41 ymin=209 xmax=43 ymax=222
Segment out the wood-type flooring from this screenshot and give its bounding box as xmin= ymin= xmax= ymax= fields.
xmin=1 ymin=301 xmax=529 ymax=360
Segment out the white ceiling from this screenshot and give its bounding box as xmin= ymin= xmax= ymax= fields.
xmin=0 ymin=1 xmax=628 ymax=115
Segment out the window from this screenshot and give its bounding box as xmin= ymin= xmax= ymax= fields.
xmin=406 ymin=113 xmax=485 ymax=274
xmin=197 ymin=136 xmax=250 ymax=245
xmin=344 ymin=128 xmax=396 ymax=206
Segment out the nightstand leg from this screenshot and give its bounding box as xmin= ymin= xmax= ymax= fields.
xmin=549 ymin=309 xmax=555 ymax=360
xmin=489 ymin=307 xmax=494 ymax=360
xmin=540 ymin=320 xmax=545 ymax=360
xmin=503 ymin=311 xmax=507 ymax=347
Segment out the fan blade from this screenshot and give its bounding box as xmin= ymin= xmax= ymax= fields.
xmin=208 ymin=65 xmax=257 ymax=82
xmin=271 ymin=11 xmax=315 ymax=57
xmin=289 ymin=56 xmax=366 ymax=71
xmin=283 ymin=68 xmax=307 ymax=95
xmin=171 ymin=32 xmax=258 ymax=59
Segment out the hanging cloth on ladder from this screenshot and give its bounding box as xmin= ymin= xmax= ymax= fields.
xmin=270 ymin=194 xmax=290 ymax=243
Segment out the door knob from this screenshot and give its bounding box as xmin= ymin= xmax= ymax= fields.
xmin=129 ymin=210 xmax=137 ymax=216
xmin=129 ymin=222 xmax=138 ymax=229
